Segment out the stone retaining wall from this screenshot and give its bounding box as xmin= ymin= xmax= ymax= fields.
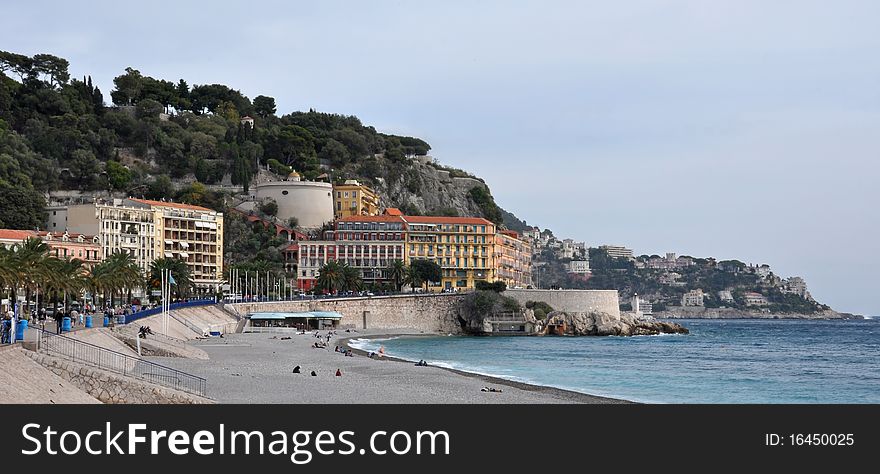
xmin=229 ymin=294 xmax=466 ymax=333
xmin=504 ymin=289 xmax=620 ymax=317
xmin=25 ymin=352 xmax=212 ymax=404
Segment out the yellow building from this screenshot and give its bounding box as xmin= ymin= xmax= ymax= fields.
xmin=403 ymin=213 xmax=496 ymax=291
xmin=494 ymin=230 xmax=532 ymax=289
xmin=129 ymin=199 xmax=224 ymax=295
xmin=333 ymin=180 xmax=380 ymax=219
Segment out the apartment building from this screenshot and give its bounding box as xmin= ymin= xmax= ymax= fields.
xmin=333 ymin=180 xmax=380 ymax=219
xmin=494 ymin=230 xmax=532 ymax=289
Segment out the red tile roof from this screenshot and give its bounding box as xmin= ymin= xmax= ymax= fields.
xmin=404 ymin=215 xmax=494 ymax=225
xmin=383 ymin=208 xmax=403 ymax=216
xmin=129 ymin=198 xmax=213 ymax=212
xmin=0 ymin=229 xmax=37 ymax=240
xmin=338 ymin=215 xmax=406 ymax=223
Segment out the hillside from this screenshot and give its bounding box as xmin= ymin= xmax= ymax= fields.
xmin=0 ymin=50 xmax=510 ymax=228
xmin=534 ymin=246 xmax=836 ymax=316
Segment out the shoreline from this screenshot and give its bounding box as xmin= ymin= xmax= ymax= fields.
xmin=340 ymin=333 xmax=633 ymax=404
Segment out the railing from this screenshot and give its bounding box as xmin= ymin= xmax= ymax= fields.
xmin=124 ymin=299 xmax=215 ymax=324
xmin=36 ymin=329 xmax=207 ymax=397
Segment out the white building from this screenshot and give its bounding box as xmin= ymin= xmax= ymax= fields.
xmin=742 ymin=292 xmax=769 ymax=306
xmin=567 ymin=260 xmax=591 ymax=274
xmin=599 ymin=245 xmax=634 ymax=260
xmin=681 ymin=289 xmax=705 ymax=307
xmin=718 ymin=290 xmax=735 ymax=303
xmin=782 ymin=277 xmax=808 ymax=298
xmin=60 ymin=199 xmax=159 ymax=277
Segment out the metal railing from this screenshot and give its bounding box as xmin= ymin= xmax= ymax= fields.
xmin=36 ymin=329 xmax=207 ymax=397
xmin=124 ymin=299 xmax=216 ymax=324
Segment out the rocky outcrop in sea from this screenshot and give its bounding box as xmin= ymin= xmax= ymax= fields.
xmin=535 ymin=311 xmax=689 ymax=336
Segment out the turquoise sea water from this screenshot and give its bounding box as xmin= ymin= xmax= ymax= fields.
xmin=349 ymin=319 xmax=880 ymax=403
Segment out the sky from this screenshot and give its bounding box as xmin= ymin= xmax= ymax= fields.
xmin=3 ymin=1 xmax=878 ymax=315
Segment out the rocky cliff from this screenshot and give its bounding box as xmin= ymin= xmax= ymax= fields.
xmin=338 ymin=155 xmax=504 ymax=221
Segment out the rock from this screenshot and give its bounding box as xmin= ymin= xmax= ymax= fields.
xmin=536 ymin=311 xmax=688 ymax=336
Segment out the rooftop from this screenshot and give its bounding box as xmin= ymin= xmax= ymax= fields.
xmin=128 ymin=198 xmax=213 ymax=212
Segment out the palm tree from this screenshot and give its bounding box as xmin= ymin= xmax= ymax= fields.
xmin=340 ymin=263 xmax=363 ymax=292
xmin=149 ymin=257 xmax=193 ymax=300
xmin=13 ymin=238 xmax=51 ymax=318
xmin=387 ymin=259 xmax=406 ymax=292
xmin=90 ymin=251 xmax=142 ymax=308
xmin=316 ymin=261 xmax=344 ymax=294
xmin=44 ymin=258 xmax=87 ymax=314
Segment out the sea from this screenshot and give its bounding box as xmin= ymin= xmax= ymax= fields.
xmin=349 ymin=318 xmax=880 ymax=403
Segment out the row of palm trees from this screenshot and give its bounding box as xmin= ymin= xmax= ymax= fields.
xmin=316 ymin=259 xmax=442 ymax=294
xmin=0 ymin=237 xmax=192 ymax=318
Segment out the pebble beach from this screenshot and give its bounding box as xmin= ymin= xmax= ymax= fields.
xmin=149 ymin=330 xmax=629 ymax=404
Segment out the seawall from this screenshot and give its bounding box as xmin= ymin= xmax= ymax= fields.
xmin=228 ymin=294 xmax=465 ymax=333
xmin=504 ymin=289 xmax=620 ymax=317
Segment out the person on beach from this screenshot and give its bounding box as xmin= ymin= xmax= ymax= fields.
xmin=292 ymin=366 xmax=301 ymax=373
xmin=335 ymin=369 xmax=342 ymax=376
xmin=310 ymin=370 xmax=317 ymax=376
xmin=378 ymin=345 xmax=385 ymax=357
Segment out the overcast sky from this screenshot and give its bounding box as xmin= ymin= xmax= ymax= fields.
xmin=3 ymin=1 xmax=878 ymax=315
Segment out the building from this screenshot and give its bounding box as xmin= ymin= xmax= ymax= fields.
xmin=681 ymin=289 xmax=705 ymax=307
xmin=599 ymin=245 xmax=634 ymax=260
xmin=404 ymin=214 xmax=496 ymax=291
xmin=50 ymin=198 xmax=224 ymax=294
xmin=717 ymin=290 xmax=735 ymax=303
xmin=742 ymin=292 xmax=769 ymax=307
xmin=567 ymin=260 xmax=591 ymax=274
xmin=240 ymin=116 xmax=254 ymax=128
xmin=0 ymin=229 xmax=41 ymax=249
xmin=253 ymin=171 xmax=334 ymax=229
xmin=782 ymin=277 xmax=808 ymax=298
xmin=333 ymin=180 xmax=380 ymax=219
xmin=632 ymin=294 xmax=653 ymax=317
xmin=61 ymin=199 xmax=160 ymax=277
xmin=37 ymin=231 xmax=102 ymax=268
xmin=0 ymin=229 xmax=102 ymax=267
xmin=296 ymin=209 xmax=499 ymax=292
xmin=753 ymin=264 xmax=772 ymax=278
xmin=494 ymin=230 xmax=532 ymax=289
xmin=128 ymin=199 xmax=224 ymax=294
xmin=297 ymin=214 xmax=407 ymax=291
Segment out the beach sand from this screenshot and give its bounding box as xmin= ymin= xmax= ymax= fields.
xmin=148 ymin=330 xmax=630 ymax=404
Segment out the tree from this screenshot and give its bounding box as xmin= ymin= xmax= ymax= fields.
xmin=408 ymin=259 xmax=442 ymax=292
xmin=316 ymin=261 xmax=344 ymax=294
xmin=146 ymin=174 xmax=173 ymax=200
xmin=468 ymin=185 xmax=503 ymax=225
xmin=69 ymin=149 xmax=98 ymax=187
xmin=319 ymin=138 xmax=349 ymax=166
xmin=259 ymin=199 xmax=278 ymax=217
xmin=0 ymin=182 xmax=46 ymax=229
xmin=111 ymin=67 xmax=144 ymax=106
xmin=341 ymin=263 xmax=363 ymax=292
xmin=104 ymin=160 xmax=131 ymax=191
xmin=89 ymin=251 xmax=142 ymax=307
xmin=0 ymin=51 xmax=33 ymax=81
xmin=149 ymin=257 xmax=193 ymax=299
xmin=31 ymin=54 xmax=70 ymax=87
xmin=253 ymin=95 xmax=276 ymax=118
xmin=475 ymin=280 xmax=506 ymax=292
xmin=386 ymin=259 xmax=407 ymax=292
